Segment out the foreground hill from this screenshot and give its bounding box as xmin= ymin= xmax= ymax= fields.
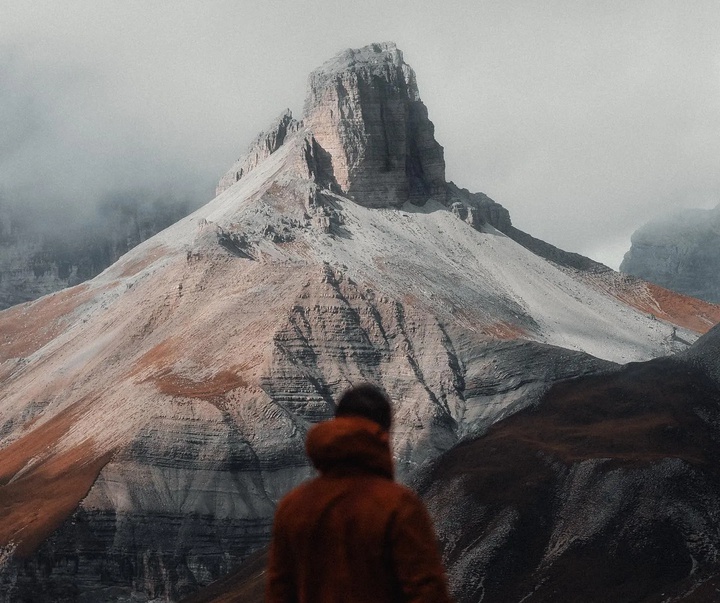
xmin=1 ymin=43 xmax=719 ymax=602
xmin=423 ymin=322 xmax=720 ymax=602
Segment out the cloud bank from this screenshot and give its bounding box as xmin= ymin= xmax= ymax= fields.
xmin=3 ymin=0 xmax=720 ymax=268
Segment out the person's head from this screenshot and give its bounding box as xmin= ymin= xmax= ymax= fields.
xmin=335 ymin=383 xmax=392 ymax=431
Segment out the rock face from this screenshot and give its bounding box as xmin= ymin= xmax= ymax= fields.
xmin=217 ymin=42 xmax=446 ymax=208
xmin=303 ymin=42 xmax=446 ymax=208
xmin=1 ymin=43 xmax=720 ymax=602
xmin=621 ymin=205 xmax=720 ymax=303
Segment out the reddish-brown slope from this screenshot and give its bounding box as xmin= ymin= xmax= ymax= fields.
xmin=0 ymin=285 xmax=92 ymax=363
xmin=587 ymin=272 xmax=720 ymax=333
xmin=0 ymin=401 xmax=113 ymax=556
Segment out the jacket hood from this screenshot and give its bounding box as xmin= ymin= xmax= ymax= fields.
xmin=306 ymin=416 xmax=394 ymax=479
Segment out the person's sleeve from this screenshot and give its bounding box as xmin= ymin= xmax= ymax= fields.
xmin=265 ymin=504 xmax=298 ymax=603
xmin=390 ymin=492 xmax=453 ymax=603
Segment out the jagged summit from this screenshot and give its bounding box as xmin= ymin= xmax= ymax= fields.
xmin=218 ymin=42 xmax=445 ymax=208
xmin=215 ymin=43 xmax=611 ymax=272
xmin=304 ymin=41 xmax=444 ymax=207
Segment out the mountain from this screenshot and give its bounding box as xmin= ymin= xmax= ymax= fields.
xmin=1 ymin=42 xmax=719 ymax=602
xmin=621 ymin=205 xmax=720 ymax=304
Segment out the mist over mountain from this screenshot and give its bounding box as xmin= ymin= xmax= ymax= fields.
xmin=621 ymin=204 xmax=720 ymax=303
xmin=1 ymin=42 xmax=719 ymax=603
xmin=0 ymin=191 xmax=199 ymax=309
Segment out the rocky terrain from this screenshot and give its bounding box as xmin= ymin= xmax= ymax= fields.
xmin=0 ymin=194 xmax=194 ymax=310
xmin=621 ymin=205 xmax=720 ymax=303
xmin=193 ymin=323 xmax=720 ymax=603
xmin=1 ymin=42 xmax=719 ymax=602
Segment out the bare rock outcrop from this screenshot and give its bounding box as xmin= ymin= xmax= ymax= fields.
xmin=220 ymin=43 xmax=447 ymax=209
xmin=303 ymin=42 xmax=446 ymax=208
xmin=621 ymin=205 xmax=720 ymax=303
xmin=216 ymin=110 xmax=301 ymax=196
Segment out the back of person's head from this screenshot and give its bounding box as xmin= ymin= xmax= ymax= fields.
xmin=335 ymin=383 xmax=392 ymax=431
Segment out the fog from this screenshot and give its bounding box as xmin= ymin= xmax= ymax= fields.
xmin=3 ymin=0 xmax=720 ymax=268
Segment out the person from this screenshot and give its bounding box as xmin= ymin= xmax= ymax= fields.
xmin=266 ymin=383 xmax=452 ymax=603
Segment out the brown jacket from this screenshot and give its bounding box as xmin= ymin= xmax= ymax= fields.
xmin=266 ymin=416 xmax=452 ymax=603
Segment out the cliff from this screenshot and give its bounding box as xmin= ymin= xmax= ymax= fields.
xmin=621 ymin=205 xmax=720 ymax=303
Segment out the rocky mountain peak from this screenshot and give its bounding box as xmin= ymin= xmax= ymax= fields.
xmin=214 ymin=43 xmax=642 ymax=269
xmin=216 ymin=42 xmax=445 ymax=207
xmin=302 ymin=42 xmax=446 ymax=208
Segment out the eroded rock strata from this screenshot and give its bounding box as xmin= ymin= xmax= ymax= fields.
xmin=303 ymin=42 xmax=446 ymax=208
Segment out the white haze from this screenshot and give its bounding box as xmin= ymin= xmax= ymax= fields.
xmin=2 ymin=0 xmax=720 ymax=268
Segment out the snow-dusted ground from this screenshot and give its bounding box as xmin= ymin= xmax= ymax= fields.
xmin=3 ymin=130 xmax=712 ymax=458
xmin=99 ymin=134 xmax=695 ymax=364
xmin=309 ymin=196 xmax=686 ymax=363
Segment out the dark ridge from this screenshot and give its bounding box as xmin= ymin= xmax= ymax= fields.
xmin=501 ymin=224 xmax=611 ymax=272
xmin=421 ymin=356 xmax=720 ymax=602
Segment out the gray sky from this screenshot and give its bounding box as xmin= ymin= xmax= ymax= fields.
xmin=3 ymin=1 xmax=720 ymax=268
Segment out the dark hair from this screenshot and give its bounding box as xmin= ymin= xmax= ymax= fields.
xmin=335 ymin=383 xmax=392 ymax=430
